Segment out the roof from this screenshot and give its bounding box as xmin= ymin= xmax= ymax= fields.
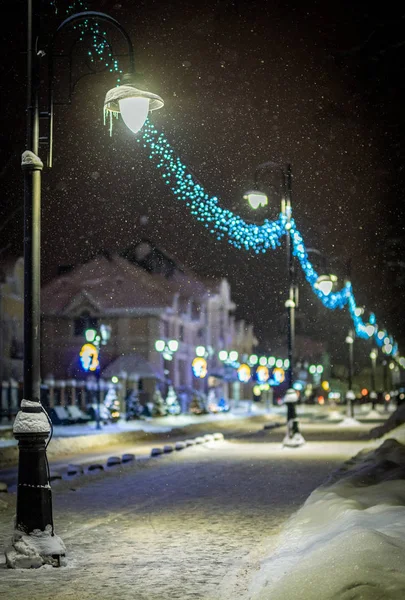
xmin=102 ymin=353 xmax=162 ymax=380
xmin=41 ymin=254 xmax=177 ymax=315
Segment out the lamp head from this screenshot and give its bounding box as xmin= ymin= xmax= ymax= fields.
xmin=243 ymin=190 xmax=268 ymax=210
xmin=104 ymin=73 xmax=164 ymax=134
xmin=314 ymin=274 xmax=337 ymax=296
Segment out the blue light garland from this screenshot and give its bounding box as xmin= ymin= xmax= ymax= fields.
xmin=137 ymin=120 xmax=402 ymax=360
xmin=64 ymin=2 xmax=403 ymax=365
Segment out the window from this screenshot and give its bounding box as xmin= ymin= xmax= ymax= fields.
xmin=74 ymin=312 xmax=98 ymax=336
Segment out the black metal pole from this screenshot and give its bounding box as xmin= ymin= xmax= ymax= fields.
xmin=284 ymin=164 xmax=300 ymax=436
xmin=370 ymin=351 xmax=377 ymax=409
xmin=96 ymin=370 xmax=102 ymax=430
xmin=347 ymin=335 xmax=354 ymax=418
xmin=383 ymin=360 xmax=388 ymax=393
xmin=24 ymin=0 xmax=41 ymax=404
xmin=6 ymin=0 xmax=65 ymax=568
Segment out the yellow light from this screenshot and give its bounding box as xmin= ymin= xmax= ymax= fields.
xmin=256 ymin=365 xmax=269 ymax=383
xmin=79 ymin=343 xmax=99 ymax=372
xmin=237 ymin=363 xmax=251 ymax=383
xmin=111 ymin=376 xmax=119 ymax=383
xmin=192 ymin=357 xmax=207 ymax=378
xmin=272 ymin=367 xmax=285 ymax=384
xmin=321 ymin=380 xmax=330 ymax=391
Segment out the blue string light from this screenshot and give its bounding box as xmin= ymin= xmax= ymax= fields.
xmin=64 ymin=2 xmax=404 ymax=366
xmin=138 ymin=121 xmax=402 ymax=361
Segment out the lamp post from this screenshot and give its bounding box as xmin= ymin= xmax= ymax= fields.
xmin=345 ymin=330 xmax=355 ymax=418
xmin=155 ymin=339 xmax=179 ymax=397
xmin=6 ymin=1 xmax=163 ymax=569
xmin=370 ymin=348 xmax=378 ymax=410
xmin=84 ymin=324 xmax=111 ymax=430
xmin=244 ymin=162 xmax=304 ymax=446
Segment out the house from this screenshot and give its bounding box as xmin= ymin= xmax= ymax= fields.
xmin=40 ymin=242 xmax=257 ymax=408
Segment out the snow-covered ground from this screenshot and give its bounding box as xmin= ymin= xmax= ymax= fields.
xmin=246 ymin=422 xmax=405 ymax=600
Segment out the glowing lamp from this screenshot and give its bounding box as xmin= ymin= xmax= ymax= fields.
xmin=366 ymin=324 xmax=375 ymax=337
xmin=85 ymin=328 xmax=97 ymax=343
xmin=168 ymin=340 xmax=179 ymax=353
xmin=192 ymin=357 xmax=207 ymax=378
xmin=155 ymin=340 xmax=165 ymax=352
xmin=272 ymin=367 xmax=285 ymax=384
xmin=229 ymin=350 xmax=238 ymax=362
xmin=243 ymin=190 xmax=268 ymax=210
xmin=314 ymin=274 xmax=337 ymax=296
xmin=218 ymin=350 xmax=228 ymax=361
xmin=237 ymin=364 xmax=251 ymax=383
xmin=196 ymin=345 xmax=206 ymax=357
xmin=256 ymin=365 xmax=269 ymax=383
xmin=79 ymin=343 xmax=99 ymax=372
xmin=104 ymin=78 xmax=164 ymax=134
xmin=259 ymin=356 xmax=267 ymax=366
xmin=249 ymin=354 xmax=258 ymax=365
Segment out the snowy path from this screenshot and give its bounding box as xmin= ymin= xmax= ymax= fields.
xmin=0 ymin=425 xmax=373 ymax=600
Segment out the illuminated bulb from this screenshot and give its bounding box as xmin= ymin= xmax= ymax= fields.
xmin=168 ymin=340 xmax=179 ymax=352
xmin=155 ymin=340 xmax=165 ymax=352
xmin=119 ymin=97 xmax=150 ymax=134
xmin=366 ymin=324 xmax=375 ymax=337
xmin=243 ymin=190 xmax=268 ymax=209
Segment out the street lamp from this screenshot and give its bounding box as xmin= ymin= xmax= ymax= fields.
xmin=314 ymin=274 xmax=338 ymax=296
xmin=345 ymin=330 xmax=355 ymax=418
xmin=83 ymin=324 xmax=112 ymax=430
xmin=370 ymin=348 xmax=378 ymax=409
xmin=6 ymin=2 xmax=163 ymax=569
xmin=155 ymin=339 xmax=179 ymax=395
xmin=244 ymin=161 xmax=304 ymax=446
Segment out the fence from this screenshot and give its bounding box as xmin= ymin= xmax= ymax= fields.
xmin=0 ymin=378 xmax=119 ymax=423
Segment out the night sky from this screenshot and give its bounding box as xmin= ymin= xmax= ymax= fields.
xmin=1 ymin=0 xmax=405 ymax=366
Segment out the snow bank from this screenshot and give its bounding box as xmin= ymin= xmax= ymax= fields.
xmin=249 ymin=436 xmax=405 ymax=599
xmin=370 ymin=402 xmax=405 ymax=439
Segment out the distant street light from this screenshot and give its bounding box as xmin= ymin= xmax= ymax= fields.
xmin=314 ymin=274 xmax=338 ymax=296
xmin=155 ymin=339 xmax=179 ymax=395
xmin=7 ymin=1 xmax=163 ymax=569
xmin=345 ymin=330 xmax=355 ymax=418
xmin=370 ymin=348 xmax=378 ymax=409
xmin=244 ymin=161 xmax=304 ymax=447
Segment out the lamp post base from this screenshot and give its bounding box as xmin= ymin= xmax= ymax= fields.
xmin=5 ymin=527 xmax=66 ymax=569
xmin=4 ymin=400 xmax=66 ymax=568
xmin=282 ymin=419 xmax=306 ymax=448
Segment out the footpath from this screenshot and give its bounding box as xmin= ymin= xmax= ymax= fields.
xmin=0 ymin=412 xmax=390 ymax=600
